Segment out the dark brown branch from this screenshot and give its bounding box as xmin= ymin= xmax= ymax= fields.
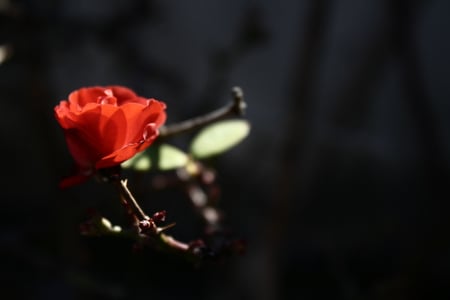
xmin=111 ymin=177 xmax=196 ymax=259
xmin=159 ymin=86 xmax=246 ymax=138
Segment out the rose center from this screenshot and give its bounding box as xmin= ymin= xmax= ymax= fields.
xmin=97 ymin=89 xmax=118 ymax=105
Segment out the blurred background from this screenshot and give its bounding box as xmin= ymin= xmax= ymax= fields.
xmin=2 ymin=0 xmax=450 ymax=299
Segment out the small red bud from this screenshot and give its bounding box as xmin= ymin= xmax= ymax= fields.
xmin=152 ymin=210 xmax=167 ymax=223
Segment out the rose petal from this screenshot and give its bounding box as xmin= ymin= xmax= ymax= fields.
xmin=118 ymin=102 xmax=149 ymax=141
xmin=62 ymin=104 xmax=120 ymax=166
xmin=54 ymin=101 xmax=71 ymax=128
xmin=95 ymin=143 xmax=141 ymax=169
xmin=63 ymin=127 xmax=100 ymax=169
xmin=122 ymin=100 xmax=166 ymax=143
xmin=96 ymin=124 xmax=159 ymax=169
xmin=135 ymin=123 xmax=159 ymax=152
xmin=101 ymin=107 xmax=128 ymax=152
xmin=146 ymin=99 xmax=167 ymax=127
xmin=68 ymin=87 xmax=107 ymax=110
xmin=107 ymin=86 xmax=138 ymax=103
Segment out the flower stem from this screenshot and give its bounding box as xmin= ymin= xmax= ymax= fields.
xmin=159 ymin=86 xmax=246 ymax=138
xmin=114 ymin=179 xmax=149 ymax=221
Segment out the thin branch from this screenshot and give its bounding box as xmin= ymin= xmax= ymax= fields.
xmin=114 ymin=179 xmax=149 ymax=221
xmin=159 ymin=86 xmax=246 ymax=138
xmin=158 ymin=234 xmax=190 ymax=252
xmin=112 ymin=177 xmax=195 ymax=259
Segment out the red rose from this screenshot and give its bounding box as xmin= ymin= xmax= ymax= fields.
xmin=55 ymin=86 xmax=166 ymax=188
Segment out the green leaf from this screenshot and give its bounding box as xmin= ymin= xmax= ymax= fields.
xmin=121 ymin=151 xmax=148 ymax=170
xmin=152 ymin=144 xmax=189 ymax=170
xmin=121 ymin=144 xmax=188 ymax=171
xmin=190 ymin=119 xmax=250 ymax=159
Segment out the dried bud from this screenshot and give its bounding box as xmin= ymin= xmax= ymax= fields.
xmin=139 ymin=219 xmax=155 ymax=233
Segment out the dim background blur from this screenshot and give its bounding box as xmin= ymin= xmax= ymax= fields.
xmin=1 ymin=0 xmax=450 ymax=299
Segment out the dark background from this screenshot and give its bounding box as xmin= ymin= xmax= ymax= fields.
xmin=2 ymin=0 xmax=450 ymax=299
